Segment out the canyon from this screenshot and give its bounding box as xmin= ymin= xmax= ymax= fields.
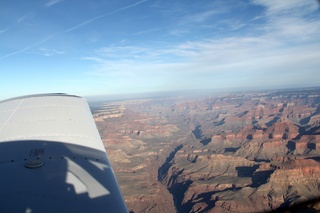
xmin=90 ymin=87 xmax=320 ymax=212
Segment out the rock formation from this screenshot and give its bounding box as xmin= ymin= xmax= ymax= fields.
xmin=91 ymin=87 xmax=320 ymax=212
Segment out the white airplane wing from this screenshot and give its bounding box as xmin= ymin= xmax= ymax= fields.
xmin=0 ymin=94 xmax=128 ymax=213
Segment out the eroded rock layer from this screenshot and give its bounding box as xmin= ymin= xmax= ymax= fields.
xmin=92 ymin=87 xmax=320 ymax=213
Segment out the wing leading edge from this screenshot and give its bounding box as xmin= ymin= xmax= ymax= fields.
xmin=0 ymin=94 xmax=128 ymax=213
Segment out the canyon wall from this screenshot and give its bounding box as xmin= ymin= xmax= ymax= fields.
xmin=92 ymin=87 xmax=320 ymax=212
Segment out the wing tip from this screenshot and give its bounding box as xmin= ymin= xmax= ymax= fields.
xmin=0 ymin=93 xmax=83 ymax=103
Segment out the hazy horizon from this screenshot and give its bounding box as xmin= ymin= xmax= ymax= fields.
xmin=1 ymin=85 xmax=320 ymax=102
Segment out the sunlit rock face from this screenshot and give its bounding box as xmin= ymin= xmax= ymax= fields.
xmin=92 ymin=87 xmax=320 ymax=213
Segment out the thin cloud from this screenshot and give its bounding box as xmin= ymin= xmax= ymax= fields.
xmin=0 ymin=0 xmax=148 ymax=60
xmin=188 ymin=10 xmax=219 ymax=23
xmin=168 ymin=29 xmax=189 ymax=36
xmin=83 ymin=0 xmax=320 ymax=91
xmin=133 ymin=28 xmax=160 ymax=36
xmin=93 ymin=45 xmax=151 ymax=61
xmin=17 ymin=13 xmax=35 ymax=23
xmin=252 ymin=0 xmax=320 ymax=41
xmin=0 ymin=29 xmax=8 ymax=34
xmin=27 ymin=48 xmax=65 ymax=56
xmin=45 ymin=0 xmax=64 ymax=7
xmin=174 ymin=9 xmax=222 ymax=27
xmin=84 ymin=36 xmax=320 ymax=91
xmin=65 ymin=0 xmax=148 ymax=33
xmin=0 ymin=34 xmax=57 ymax=60
xmin=253 ymin=0 xmax=318 ymax=16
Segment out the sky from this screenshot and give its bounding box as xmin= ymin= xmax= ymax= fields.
xmin=1 ymin=0 xmax=320 ymax=100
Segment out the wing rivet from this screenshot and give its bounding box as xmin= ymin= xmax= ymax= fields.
xmin=24 ymin=160 xmax=44 ymax=169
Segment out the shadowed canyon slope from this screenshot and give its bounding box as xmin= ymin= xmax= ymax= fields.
xmin=91 ymin=87 xmax=320 ymax=213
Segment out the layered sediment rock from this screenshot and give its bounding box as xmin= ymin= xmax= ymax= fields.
xmin=91 ymin=87 xmax=320 ymax=213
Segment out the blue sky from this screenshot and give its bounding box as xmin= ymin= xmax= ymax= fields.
xmin=1 ymin=0 xmax=320 ymax=100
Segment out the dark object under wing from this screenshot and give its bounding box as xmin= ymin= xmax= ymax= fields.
xmin=0 ymin=94 xmax=128 ymax=212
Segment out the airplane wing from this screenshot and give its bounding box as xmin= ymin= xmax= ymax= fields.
xmin=0 ymin=94 xmax=128 ymax=213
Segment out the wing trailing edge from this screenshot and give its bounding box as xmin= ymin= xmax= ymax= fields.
xmin=0 ymin=94 xmax=128 ymax=213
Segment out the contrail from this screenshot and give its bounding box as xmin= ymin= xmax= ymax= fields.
xmin=0 ymin=0 xmax=148 ymax=60
xmin=0 ymin=29 xmax=8 ymax=34
xmin=45 ymin=0 xmax=64 ymax=7
xmin=65 ymin=0 xmax=148 ymax=33
xmin=0 ymin=34 xmax=57 ymax=60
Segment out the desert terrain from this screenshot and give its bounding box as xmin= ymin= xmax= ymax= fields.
xmin=90 ymin=87 xmax=320 ymax=213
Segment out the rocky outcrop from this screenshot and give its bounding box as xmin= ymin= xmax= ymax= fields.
xmin=293 ymin=135 xmax=320 ymax=155
xmin=90 ymin=87 xmax=320 ymax=213
xmin=124 ymin=184 xmax=175 ymax=213
xmin=207 ymin=159 xmax=320 ymax=212
xmin=234 ymin=118 xmax=300 ymax=160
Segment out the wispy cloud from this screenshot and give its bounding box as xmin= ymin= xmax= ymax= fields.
xmin=17 ymin=13 xmax=35 ymax=23
xmin=253 ymin=0 xmax=318 ymax=16
xmin=253 ymin=0 xmax=320 ymax=41
xmin=82 ymin=1 xmax=320 ymax=91
xmin=45 ymin=0 xmax=64 ymax=7
xmin=186 ymin=10 xmax=220 ymax=23
xmin=2 ymin=0 xmax=319 ymax=93
xmin=65 ymin=0 xmax=148 ymax=33
xmin=0 ymin=29 xmax=8 ymax=34
xmin=0 ymin=34 xmax=57 ymax=60
xmin=163 ymin=2 xmax=238 ymax=37
xmin=1 ymin=0 xmax=148 ymax=60
xmin=168 ymin=29 xmax=189 ymax=36
xmin=90 ymin=45 xmax=152 ymax=61
xmin=84 ymin=34 xmax=320 ymax=91
xmin=132 ymin=28 xmax=160 ymax=36
xmin=27 ymin=48 xmax=65 ymax=56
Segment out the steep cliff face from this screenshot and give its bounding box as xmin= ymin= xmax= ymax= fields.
xmin=95 ymin=104 xmax=177 ymax=213
xmin=293 ymin=135 xmax=320 ymax=155
xmin=233 ymin=118 xmax=300 ymax=160
xmin=92 ymin=87 xmax=320 ymax=213
xmin=208 ymin=159 xmax=320 ymax=212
